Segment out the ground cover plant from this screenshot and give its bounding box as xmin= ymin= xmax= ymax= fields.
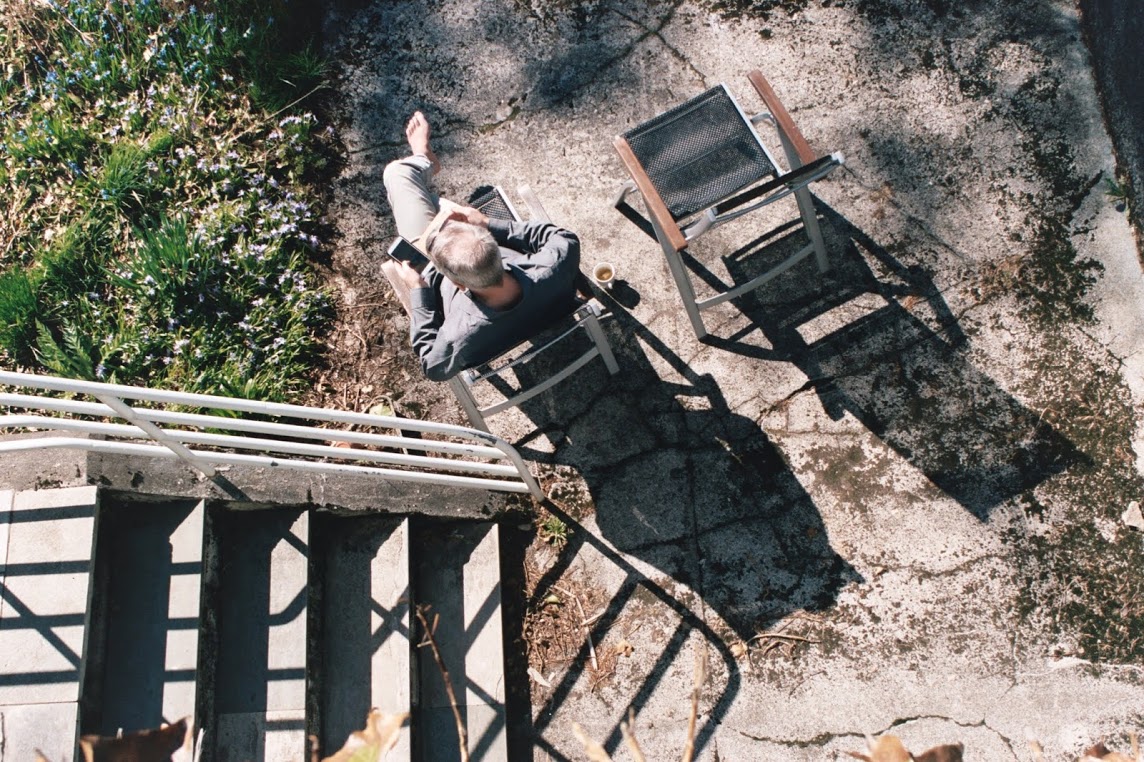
xmin=0 ymin=0 xmax=333 ymax=400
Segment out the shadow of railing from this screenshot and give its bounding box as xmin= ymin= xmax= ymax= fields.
xmin=311 ymin=513 xmax=411 ymax=754
xmin=506 ymin=304 xmax=858 ymax=759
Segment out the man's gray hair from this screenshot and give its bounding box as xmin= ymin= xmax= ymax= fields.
xmin=428 ymin=222 xmax=503 ymax=289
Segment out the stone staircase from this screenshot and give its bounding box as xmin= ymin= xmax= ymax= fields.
xmin=0 ymin=486 xmax=509 ymax=762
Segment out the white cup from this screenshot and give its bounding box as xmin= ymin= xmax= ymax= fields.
xmin=592 ymin=262 xmax=617 ymax=290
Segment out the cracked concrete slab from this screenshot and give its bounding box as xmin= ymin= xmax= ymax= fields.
xmin=322 ymin=0 xmax=1144 ymax=758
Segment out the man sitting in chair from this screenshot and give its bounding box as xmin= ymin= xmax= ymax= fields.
xmin=381 ymin=111 xmax=582 ymax=381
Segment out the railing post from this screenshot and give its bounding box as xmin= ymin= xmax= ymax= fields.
xmin=94 ymin=394 xmax=217 ymax=478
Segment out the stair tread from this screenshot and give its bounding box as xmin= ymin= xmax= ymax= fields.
xmin=414 ymin=521 xmax=507 ymax=762
xmin=0 ymin=486 xmax=97 ymax=707
xmin=319 ymin=514 xmax=412 ymax=759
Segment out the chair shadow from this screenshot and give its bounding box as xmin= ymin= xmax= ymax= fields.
xmin=697 ymin=202 xmax=1087 ymax=521
xmin=504 ymin=307 xmax=859 ymax=759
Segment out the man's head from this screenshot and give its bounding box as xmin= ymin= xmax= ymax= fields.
xmin=427 ymin=221 xmax=503 ymax=290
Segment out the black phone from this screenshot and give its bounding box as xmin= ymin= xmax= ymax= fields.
xmin=387 ymin=237 xmax=429 ymax=271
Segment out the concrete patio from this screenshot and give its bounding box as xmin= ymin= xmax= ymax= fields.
xmin=321 ymin=0 xmax=1144 ymax=759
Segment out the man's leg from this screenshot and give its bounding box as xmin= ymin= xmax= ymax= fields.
xmin=382 ymin=111 xmax=443 ymax=241
xmin=383 ymin=155 xmax=439 ymax=241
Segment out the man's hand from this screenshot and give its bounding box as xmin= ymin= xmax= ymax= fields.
xmin=380 ymin=259 xmax=427 ymax=317
xmin=445 ymin=205 xmax=489 ymax=228
xmin=389 ymin=259 xmax=426 ymax=289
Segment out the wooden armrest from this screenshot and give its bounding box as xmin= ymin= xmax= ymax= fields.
xmin=747 ymin=70 xmax=817 ymax=168
xmin=613 ymin=135 xmax=689 ymax=252
xmin=517 ymin=184 xmax=551 ymax=223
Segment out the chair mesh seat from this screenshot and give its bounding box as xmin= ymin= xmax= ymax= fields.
xmin=623 ymin=85 xmax=776 ymax=221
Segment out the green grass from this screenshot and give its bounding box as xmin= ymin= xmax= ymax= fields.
xmin=0 ymin=0 xmax=334 ymax=401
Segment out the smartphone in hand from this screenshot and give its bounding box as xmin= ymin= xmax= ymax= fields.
xmin=387 ymin=237 xmax=429 ymax=272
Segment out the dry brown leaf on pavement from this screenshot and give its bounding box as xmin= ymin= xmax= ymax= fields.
xmin=1078 ymin=731 xmax=1142 ymax=761
xmin=321 ymin=709 xmax=409 ymax=762
xmin=846 ymin=734 xmax=912 ymax=762
xmin=78 ymin=717 xmax=190 ymax=762
xmin=915 ymin=743 xmax=964 ymax=762
xmin=847 ymin=734 xmax=963 ymax=762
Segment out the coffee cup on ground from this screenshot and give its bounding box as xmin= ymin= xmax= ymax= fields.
xmin=592 ymin=262 xmax=617 ymax=290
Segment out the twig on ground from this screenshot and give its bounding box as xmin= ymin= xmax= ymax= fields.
xmin=621 ymin=709 xmax=647 ymax=762
xmin=581 ymin=608 xmax=605 ymax=628
xmin=553 ymin=584 xmax=598 ymax=671
xmin=748 ymin=632 xmax=818 ymax=645
xmin=682 ymin=643 xmax=708 ymax=762
xmin=571 ymin=723 xmax=612 ymax=762
xmin=415 ymin=604 xmax=469 ymax=762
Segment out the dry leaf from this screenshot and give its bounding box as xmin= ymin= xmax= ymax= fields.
xmin=846 ymin=734 xmax=913 ymax=762
xmin=615 ymin=639 xmax=635 ymax=657
xmin=915 ymin=744 xmax=964 ymax=762
xmin=322 ymin=710 xmax=408 ymax=762
xmin=848 ymin=734 xmax=963 ymax=761
xmin=729 ymin=641 xmax=748 ymax=659
xmin=528 ymin=666 xmax=553 ymax=689
xmin=1122 ymin=501 xmax=1144 ymax=531
xmin=79 ymin=718 xmax=188 ymax=762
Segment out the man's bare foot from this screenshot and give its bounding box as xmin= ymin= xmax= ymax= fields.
xmin=405 ymin=110 xmax=441 ymax=175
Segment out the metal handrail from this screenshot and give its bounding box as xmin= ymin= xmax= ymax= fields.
xmin=0 ymin=371 xmax=543 ymax=499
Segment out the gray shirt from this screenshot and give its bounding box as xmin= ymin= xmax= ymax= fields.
xmin=408 ymin=218 xmax=581 ymax=381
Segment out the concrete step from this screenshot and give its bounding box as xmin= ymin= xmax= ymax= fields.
xmin=312 ymin=514 xmax=412 ymax=759
xmin=200 ymin=506 xmax=309 ymax=762
xmin=412 ymin=520 xmax=507 ymax=762
xmin=81 ymin=497 xmax=204 ymax=735
xmin=0 ymin=486 xmax=511 ymax=762
xmin=0 ymin=486 xmax=99 ymax=762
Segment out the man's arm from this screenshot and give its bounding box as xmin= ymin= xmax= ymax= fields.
xmin=409 ymin=285 xmax=463 ymax=381
xmin=486 ymin=219 xmax=580 ymax=268
xmin=381 ymin=258 xmax=460 ymax=380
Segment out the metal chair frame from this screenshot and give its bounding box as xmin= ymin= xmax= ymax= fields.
xmin=446 ymin=185 xmax=619 ymax=432
xmin=614 ymin=70 xmax=844 ymax=339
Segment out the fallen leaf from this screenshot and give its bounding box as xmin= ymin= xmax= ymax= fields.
xmin=528 ymin=666 xmax=553 ymax=689
xmin=79 ymin=718 xmax=188 ymax=762
xmin=916 ymin=744 xmax=964 ymax=762
xmin=846 ymin=734 xmax=912 ymax=762
xmin=615 ymin=639 xmax=635 ymax=657
xmin=1122 ymin=501 xmax=1144 ymax=531
xmin=322 ymin=710 xmax=408 ymax=762
xmin=730 ymin=641 xmax=748 ymax=659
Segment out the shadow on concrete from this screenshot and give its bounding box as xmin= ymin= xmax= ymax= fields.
xmin=309 ymin=513 xmax=410 ymax=754
xmin=199 ymin=506 xmax=309 ymax=762
xmin=699 ymin=204 xmax=1087 ymax=519
xmin=504 ymin=306 xmax=858 ymax=759
xmin=82 ymin=498 xmax=202 ymax=735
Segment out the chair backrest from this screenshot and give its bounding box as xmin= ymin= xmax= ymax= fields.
xmin=449 ymin=186 xmax=619 ymax=432
xmin=621 ymin=84 xmax=777 ymax=222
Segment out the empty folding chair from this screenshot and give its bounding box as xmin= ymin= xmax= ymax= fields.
xmin=613 ymin=70 xmax=844 ymax=339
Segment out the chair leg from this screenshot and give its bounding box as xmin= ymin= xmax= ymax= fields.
xmin=582 ymin=312 xmax=620 ymax=374
xmin=795 ymin=186 xmax=830 ymax=273
xmin=448 ymin=376 xmax=491 ymax=433
xmin=650 ymin=216 xmax=709 ymax=340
